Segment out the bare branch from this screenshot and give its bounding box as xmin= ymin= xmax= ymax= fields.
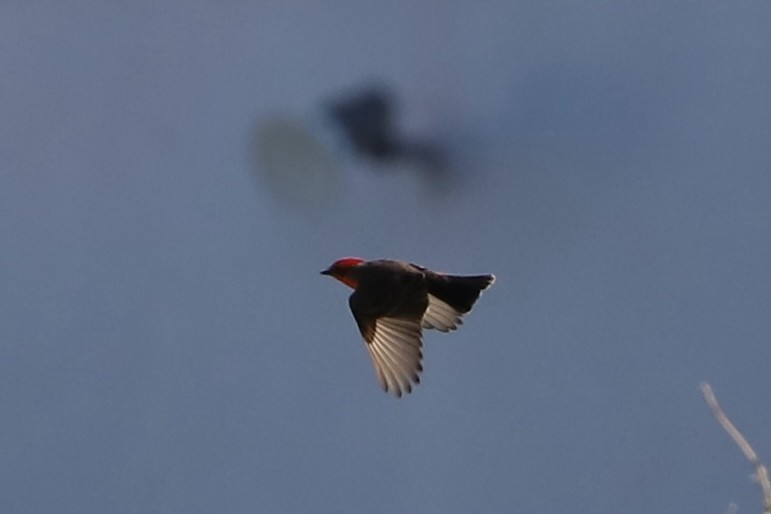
xmin=701 ymin=382 xmax=771 ymax=514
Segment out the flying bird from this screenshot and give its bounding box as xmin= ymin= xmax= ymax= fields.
xmin=326 ymin=87 xmax=446 ymax=173
xmin=321 ymin=258 xmax=495 ymax=397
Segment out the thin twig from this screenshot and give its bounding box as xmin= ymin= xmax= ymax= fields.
xmin=701 ymin=382 xmax=771 ymax=514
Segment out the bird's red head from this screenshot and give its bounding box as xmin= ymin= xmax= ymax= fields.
xmin=321 ymin=257 xmax=364 ymax=289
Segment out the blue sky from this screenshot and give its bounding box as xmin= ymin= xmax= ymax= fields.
xmin=2 ymin=2 xmax=771 ymax=513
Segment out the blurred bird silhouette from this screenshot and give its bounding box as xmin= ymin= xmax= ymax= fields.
xmin=326 ymin=86 xmax=446 ymax=174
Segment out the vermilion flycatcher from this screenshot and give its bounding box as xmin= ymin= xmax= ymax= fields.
xmin=321 ymin=258 xmax=494 ymax=397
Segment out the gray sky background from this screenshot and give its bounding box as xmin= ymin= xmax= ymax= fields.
xmin=2 ymin=2 xmax=771 ymax=513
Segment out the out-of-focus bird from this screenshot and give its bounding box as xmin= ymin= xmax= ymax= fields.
xmin=321 ymin=258 xmax=495 ymax=397
xmin=326 ymin=87 xmax=446 ymax=173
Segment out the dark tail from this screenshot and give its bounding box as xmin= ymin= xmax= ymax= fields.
xmin=425 ymin=273 xmax=495 ymax=314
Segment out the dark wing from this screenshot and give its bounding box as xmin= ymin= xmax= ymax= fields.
xmin=348 ymin=267 xmax=428 ymax=397
xmin=353 ymin=312 xmax=423 ymax=398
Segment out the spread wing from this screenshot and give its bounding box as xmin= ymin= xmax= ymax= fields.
xmin=421 ymin=294 xmax=464 ymax=331
xmin=349 ymin=297 xmax=423 ymax=398
xmin=363 ymin=317 xmax=423 ymax=398
xmin=347 ymin=264 xmax=429 ymax=397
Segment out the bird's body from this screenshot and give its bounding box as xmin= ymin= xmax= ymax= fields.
xmin=321 ymin=258 xmax=495 ymax=397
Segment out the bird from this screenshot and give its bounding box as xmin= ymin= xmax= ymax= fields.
xmin=326 ymin=87 xmax=446 ymax=173
xmin=321 ymin=258 xmax=495 ymax=397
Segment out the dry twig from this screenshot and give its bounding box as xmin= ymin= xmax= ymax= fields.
xmin=701 ymin=382 xmax=771 ymax=514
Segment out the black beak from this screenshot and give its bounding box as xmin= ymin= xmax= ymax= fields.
xmin=320 ymin=268 xmax=332 ymax=276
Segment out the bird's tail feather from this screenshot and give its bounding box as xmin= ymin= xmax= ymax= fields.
xmin=426 ymin=274 xmax=495 ymax=314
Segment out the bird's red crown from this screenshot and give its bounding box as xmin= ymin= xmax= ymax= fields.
xmin=331 ymin=257 xmax=365 ymax=269
xmin=322 ymin=257 xmax=364 ymax=289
